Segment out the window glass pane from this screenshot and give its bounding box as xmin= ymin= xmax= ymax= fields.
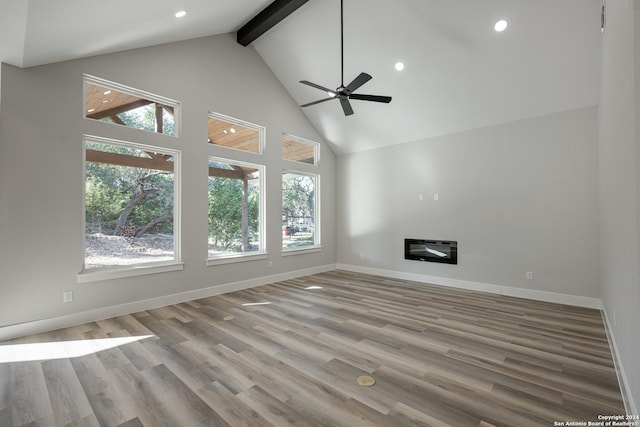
xmin=208 ymin=113 xmax=262 ymax=154
xmin=282 ymin=172 xmax=318 ymax=249
xmin=208 ymin=158 xmax=262 ymax=258
xmin=85 ymin=78 xmax=177 ymax=136
xmin=282 ymin=134 xmax=317 ymax=165
xmin=84 ymin=139 xmax=177 ymax=269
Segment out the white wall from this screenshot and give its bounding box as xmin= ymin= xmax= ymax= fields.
xmin=337 ymin=106 xmax=600 ymax=300
xmin=598 ymin=0 xmax=640 ymax=414
xmin=0 ymin=34 xmax=337 ymax=333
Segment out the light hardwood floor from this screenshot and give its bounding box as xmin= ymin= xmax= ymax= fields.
xmin=0 ymin=270 xmax=624 ymax=426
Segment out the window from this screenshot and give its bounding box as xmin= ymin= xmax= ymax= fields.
xmin=282 ymin=134 xmax=319 ymax=165
xmin=208 ymin=113 xmax=263 ymax=154
xmin=282 ymin=171 xmax=319 ymax=250
xmin=208 ymin=158 xmax=264 ymax=259
xmin=83 ymin=136 xmax=180 ymax=271
xmin=84 ymin=75 xmax=179 ymax=137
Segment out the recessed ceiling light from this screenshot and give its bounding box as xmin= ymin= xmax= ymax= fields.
xmin=494 ymin=19 xmax=508 ymax=32
xmin=229 ymin=128 xmax=236 ymax=134
xmin=87 ymin=108 xmax=95 ymax=113
xmin=395 ymin=62 xmax=405 ymax=71
xmin=103 ymin=90 xmax=111 ymax=95
xmin=175 ymin=10 xmax=187 ymax=18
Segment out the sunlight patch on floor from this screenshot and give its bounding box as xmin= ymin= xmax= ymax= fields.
xmin=0 ymin=335 xmax=154 ymax=363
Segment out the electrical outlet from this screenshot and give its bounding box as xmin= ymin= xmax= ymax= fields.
xmin=268 ymin=261 xmax=273 ymax=268
xmin=63 ymin=291 xmax=73 ymax=303
xmin=526 ymin=272 xmax=534 ymax=280
xmin=434 ymin=193 xmax=439 ymax=201
xmin=359 ymin=254 xmax=364 ymax=260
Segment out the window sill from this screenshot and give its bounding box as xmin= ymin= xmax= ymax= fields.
xmin=78 ymin=261 xmax=184 ymax=283
xmin=206 ymin=252 xmax=268 ymax=266
xmin=281 ymin=246 xmax=322 ymax=256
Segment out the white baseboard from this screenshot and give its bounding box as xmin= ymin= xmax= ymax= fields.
xmin=336 ymin=263 xmax=603 ymax=309
xmin=0 ymin=264 xmax=337 ymax=341
xmin=601 ymin=309 xmax=638 ymax=416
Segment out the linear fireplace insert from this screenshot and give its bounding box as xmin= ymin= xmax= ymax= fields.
xmin=404 ymin=238 xmax=458 ymax=264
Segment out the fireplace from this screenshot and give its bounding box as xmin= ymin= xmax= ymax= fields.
xmin=404 ymin=239 xmax=457 ymax=264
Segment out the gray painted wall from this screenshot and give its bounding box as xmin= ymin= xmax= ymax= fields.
xmin=337 ymin=106 xmax=600 ymax=298
xmin=0 ymin=34 xmax=337 ymax=328
xmin=598 ymin=0 xmax=640 ymax=413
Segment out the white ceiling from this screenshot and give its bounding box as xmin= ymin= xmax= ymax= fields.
xmin=0 ymin=0 xmax=603 ymax=155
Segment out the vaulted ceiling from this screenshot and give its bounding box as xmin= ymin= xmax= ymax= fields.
xmin=0 ymin=0 xmax=602 ymax=155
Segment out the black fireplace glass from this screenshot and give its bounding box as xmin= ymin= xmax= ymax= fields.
xmin=404 ymin=239 xmax=457 ymax=264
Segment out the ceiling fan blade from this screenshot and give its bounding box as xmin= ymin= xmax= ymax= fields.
xmin=300 ymin=97 xmax=336 ymax=108
xmin=300 ymin=80 xmax=337 ymax=95
xmin=340 ymin=97 xmax=354 ymax=116
xmin=349 ymin=94 xmax=392 ymax=103
xmin=344 ymin=72 xmax=372 ymax=94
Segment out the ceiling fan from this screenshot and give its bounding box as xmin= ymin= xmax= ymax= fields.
xmin=299 ymin=0 xmax=392 ymax=116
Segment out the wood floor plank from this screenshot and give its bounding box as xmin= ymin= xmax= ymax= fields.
xmin=386 ymin=401 xmax=454 ymax=427
xmin=41 ymin=358 xmax=94 ymax=426
xmin=108 ymin=363 xmax=177 ymax=427
xmin=236 ymin=385 xmax=313 ymax=427
xmin=139 ymin=364 xmax=231 ymax=427
xmin=196 ymin=381 xmax=273 ymax=427
xmin=283 ymin=388 xmax=382 ymax=427
xmin=172 ymin=340 xmax=255 ymax=395
xmin=238 ymin=346 xmax=351 ymax=405
xmin=62 ymin=413 xmax=101 ymax=427
xmin=0 ymin=270 xmax=625 ymax=426
xmin=115 ymin=417 xmax=144 ymax=427
xmin=140 ymin=339 xmax=213 ymax=392
xmin=10 ymin=362 xmax=54 ymax=426
xmin=69 ymin=354 xmax=136 ymax=427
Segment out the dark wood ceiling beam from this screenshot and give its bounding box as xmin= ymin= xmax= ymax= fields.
xmin=87 ymin=149 xmax=255 ymax=180
xmin=237 ymin=0 xmax=310 ymax=46
xmin=208 ymin=167 xmax=246 ymax=180
xmin=87 ymin=99 xmax=153 ymax=120
xmin=155 ymin=105 xmax=164 ymax=134
xmin=86 ymin=149 xmax=174 ymax=172
xmin=109 ymin=115 xmax=125 ymax=126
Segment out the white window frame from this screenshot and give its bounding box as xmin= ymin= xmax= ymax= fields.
xmin=79 ymin=135 xmax=183 ymax=283
xmin=282 ymin=169 xmax=321 ymax=254
xmin=83 ymin=74 xmax=181 ymax=138
xmin=206 ymin=156 xmax=266 ymax=265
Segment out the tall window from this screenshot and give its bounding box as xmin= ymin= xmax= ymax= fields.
xmin=282 ymin=171 xmax=319 ymax=250
xmin=208 ymin=158 xmax=264 ymax=259
xmin=84 ymin=75 xmax=179 ymax=137
xmin=83 ymin=137 xmax=180 ymax=270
